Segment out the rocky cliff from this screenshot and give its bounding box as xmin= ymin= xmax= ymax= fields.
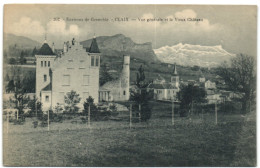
xmin=80 ymin=34 xmax=158 ymax=62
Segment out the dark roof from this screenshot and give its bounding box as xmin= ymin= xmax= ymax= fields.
xmin=147 ymin=83 xmax=178 ymax=89
xmin=88 ymin=38 xmax=100 ymax=53
xmin=37 ymin=43 xmax=56 ymax=56
xmin=42 ymin=83 xmax=52 ymax=91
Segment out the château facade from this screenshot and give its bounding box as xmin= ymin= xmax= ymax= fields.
xmin=35 ymin=38 xmax=101 ymax=111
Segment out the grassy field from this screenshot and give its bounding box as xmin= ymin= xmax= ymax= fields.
xmin=3 ymin=102 xmax=256 ymax=167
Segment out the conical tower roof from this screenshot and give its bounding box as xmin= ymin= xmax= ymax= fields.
xmin=37 ymin=42 xmax=55 ymax=56
xmin=172 ymin=63 xmax=178 ymax=76
xmin=88 ymin=36 xmax=100 ymax=53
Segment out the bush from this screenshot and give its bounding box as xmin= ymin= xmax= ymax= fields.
xmin=8 ymin=58 xmax=16 ymax=64
xmin=32 ymin=121 xmax=38 ymax=128
xmin=81 ymin=117 xmax=87 ymax=124
xmin=51 ymin=113 xmax=63 ymax=123
xmin=40 ymin=121 xmax=48 ymax=127
xmin=13 ymin=118 xmax=25 ymax=125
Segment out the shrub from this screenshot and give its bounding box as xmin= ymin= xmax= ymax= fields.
xmin=40 ymin=121 xmax=48 ymax=127
xmin=64 ymin=90 xmax=81 ymax=114
xmin=13 ymin=118 xmax=25 ymax=125
xmin=33 ymin=121 xmax=38 ymax=128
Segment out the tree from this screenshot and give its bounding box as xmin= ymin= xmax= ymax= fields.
xmin=22 ymin=71 xmax=36 ymax=93
xmin=130 ymin=64 xmax=152 ymax=121
xmin=136 ymin=65 xmax=146 ymax=88
xmin=27 ymin=95 xmax=43 ymax=118
xmin=6 ymin=80 xmax=15 ymax=93
xmin=19 ymin=51 xmax=26 ymax=65
xmin=99 ymin=65 xmax=113 ymax=86
xmin=130 ymin=90 xmax=153 ymax=121
xmin=64 ymin=90 xmax=81 ymax=114
xmin=8 ymin=58 xmax=16 ymax=64
xmin=14 ymin=80 xmax=30 ymax=116
xmin=83 ymin=96 xmax=99 ymax=120
xmin=178 ymin=83 xmax=207 ymax=116
xmin=217 ymin=54 xmax=256 ymax=114
xmin=32 ymin=47 xmax=37 ymax=56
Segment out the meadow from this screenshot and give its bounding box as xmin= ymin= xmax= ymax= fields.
xmin=3 ymin=101 xmax=256 ymax=167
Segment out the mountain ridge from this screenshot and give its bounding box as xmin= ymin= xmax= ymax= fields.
xmin=4 ymin=33 xmax=41 ymax=49
xmin=154 ymin=43 xmax=235 ymax=67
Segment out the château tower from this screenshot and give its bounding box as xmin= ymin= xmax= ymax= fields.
xmin=120 ymin=55 xmax=130 ymax=101
xmin=35 ymin=39 xmax=56 ymax=100
xmin=171 ymin=63 xmax=179 ymax=88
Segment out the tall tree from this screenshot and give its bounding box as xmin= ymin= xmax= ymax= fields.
xmin=217 ymin=54 xmax=256 ymax=113
xmin=83 ymin=96 xmax=99 ymax=120
xmin=136 ymin=65 xmax=146 ymax=88
xmin=131 ymin=64 xmax=152 ymax=121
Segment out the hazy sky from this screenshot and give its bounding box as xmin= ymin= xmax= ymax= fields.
xmin=4 ymin=5 xmax=257 ymax=56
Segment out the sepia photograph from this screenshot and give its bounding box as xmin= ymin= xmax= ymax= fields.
xmin=2 ymin=4 xmax=257 ymax=166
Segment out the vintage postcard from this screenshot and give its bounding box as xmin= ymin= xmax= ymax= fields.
xmin=2 ymin=4 xmax=257 ymax=166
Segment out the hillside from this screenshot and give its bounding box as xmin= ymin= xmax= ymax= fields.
xmin=3 ymin=33 xmax=41 ymax=50
xmin=80 ymin=34 xmax=158 ymax=62
xmin=154 ymin=43 xmax=235 ymax=67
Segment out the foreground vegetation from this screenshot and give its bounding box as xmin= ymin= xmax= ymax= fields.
xmin=3 ymin=101 xmax=256 ymax=167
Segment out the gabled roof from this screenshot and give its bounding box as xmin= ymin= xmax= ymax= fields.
xmin=88 ymin=38 xmax=100 ymax=53
xmin=42 ymin=83 xmax=52 ymax=91
xmin=37 ymin=43 xmax=56 ymax=56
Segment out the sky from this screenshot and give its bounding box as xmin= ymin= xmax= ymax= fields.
xmin=3 ymin=5 xmax=257 ymax=56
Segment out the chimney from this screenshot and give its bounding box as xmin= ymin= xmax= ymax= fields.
xmin=52 ymin=42 xmax=55 ymax=53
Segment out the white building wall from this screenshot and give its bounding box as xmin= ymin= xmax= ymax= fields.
xmin=51 ymin=43 xmax=100 ymax=111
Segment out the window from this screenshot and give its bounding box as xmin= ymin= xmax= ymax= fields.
xmin=83 ymin=75 xmax=89 ymax=85
xmin=63 ymin=75 xmax=70 ymax=86
xmin=45 ymin=95 xmax=49 ymax=102
xmin=44 ymin=61 xmax=47 ymax=67
xmin=44 ymin=75 xmax=47 ymax=82
xmin=48 ymin=61 xmax=50 ymax=67
xmin=96 ymin=56 xmax=99 ymax=66
xmin=91 ymin=56 xmax=95 ymax=66
xmin=41 ymin=61 xmax=43 ymax=67
xmin=123 ymin=90 xmax=126 ymax=95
